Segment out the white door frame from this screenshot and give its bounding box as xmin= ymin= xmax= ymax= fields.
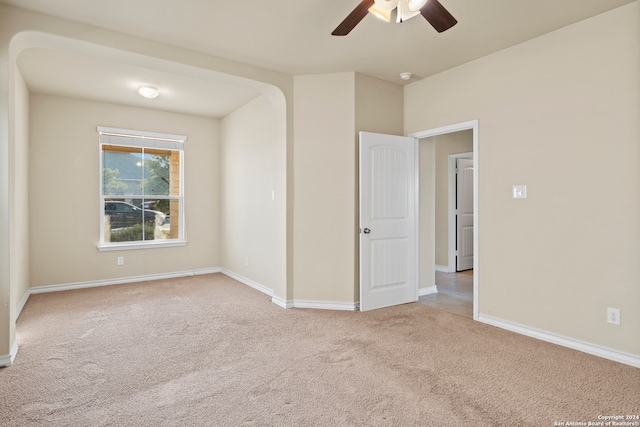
xmin=448 ymin=152 xmax=473 ymax=273
xmin=409 ymin=120 xmax=479 ymax=321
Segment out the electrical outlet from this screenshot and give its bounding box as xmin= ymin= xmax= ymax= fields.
xmin=117 ymin=256 xmax=124 ymax=266
xmin=607 ymin=307 xmax=620 ymax=325
xmin=245 ymin=257 xmax=249 ymax=266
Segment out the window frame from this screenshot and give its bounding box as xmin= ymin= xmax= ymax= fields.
xmin=97 ymin=126 xmax=187 ymax=251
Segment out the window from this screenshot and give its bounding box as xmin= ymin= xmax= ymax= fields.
xmin=98 ymin=127 xmax=186 ymax=250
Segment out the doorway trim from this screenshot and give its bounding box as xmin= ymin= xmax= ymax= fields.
xmin=409 ymin=120 xmax=479 ymax=321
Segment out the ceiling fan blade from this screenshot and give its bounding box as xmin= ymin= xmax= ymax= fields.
xmin=420 ymin=0 xmax=457 ymax=33
xmin=332 ymin=0 xmax=376 ymax=36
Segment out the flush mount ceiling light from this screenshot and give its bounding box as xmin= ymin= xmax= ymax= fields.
xmin=332 ymin=0 xmax=457 ymax=36
xmin=138 ymin=85 xmax=160 ymax=99
xmin=399 ymin=72 xmax=413 ymax=81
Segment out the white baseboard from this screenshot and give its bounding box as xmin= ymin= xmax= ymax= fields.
xmin=292 ymin=300 xmax=359 ymax=311
xmin=435 ymin=265 xmax=451 ymax=273
xmin=270 ymin=297 xmax=358 ymax=311
xmin=0 ymin=341 xmax=19 ymax=367
xmin=479 ymin=314 xmax=640 ymax=368
xmin=419 ymin=286 xmax=438 ymax=296
xmin=220 ymin=269 xmax=273 ymax=297
xmin=271 ymin=295 xmax=294 ymax=309
xmin=219 ymin=270 xmax=358 ymax=311
xmin=29 ymin=268 xmax=222 ymax=295
xmin=16 ymin=290 xmax=30 ymax=319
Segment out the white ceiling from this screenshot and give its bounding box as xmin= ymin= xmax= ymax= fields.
xmin=5 ymin=0 xmax=635 ymax=118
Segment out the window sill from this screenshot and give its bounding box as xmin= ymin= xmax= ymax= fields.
xmin=97 ymin=240 xmax=187 ymax=252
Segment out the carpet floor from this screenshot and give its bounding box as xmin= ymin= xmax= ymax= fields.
xmin=1 ymin=273 xmax=638 ymax=426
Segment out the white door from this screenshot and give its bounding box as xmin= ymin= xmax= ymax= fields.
xmin=359 ymin=132 xmax=417 ymax=311
xmin=456 ymin=158 xmax=474 ymax=271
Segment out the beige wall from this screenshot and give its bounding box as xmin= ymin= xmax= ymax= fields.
xmin=293 ymin=72 xmax=403 ymax=304
xmin=2 ymin=61 xmax=30 ymax=358
xmin=29 ymin=94 xmax=221 ymax=287
xmin=418 ymin=138 xmax=436 ymax=290
xmin=355 ymin=73 xmax=404 ymax=136
xmin=434 ymin=131 xmax=473 ymax=267
xmin=11 ymin=65 xmax=29 ymax=315
xmin=0 ymin=13 xmax=11 ymax=358
xmin=293 ymin=73 xmax=356 ymax=303
xmin=405 ymin=3 xmax=640 ymax=355
xmin=221 ymin=95 xmax=281 ymax=290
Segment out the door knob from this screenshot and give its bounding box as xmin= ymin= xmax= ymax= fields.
xmin=363 ymin=228 xmax=371 ymax=234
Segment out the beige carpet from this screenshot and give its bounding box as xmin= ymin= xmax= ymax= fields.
xmin=1 ymin=274 xmax=638 ymax=426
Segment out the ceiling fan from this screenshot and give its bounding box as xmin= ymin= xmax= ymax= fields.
xmin=332 ymin=0 xmax=457 ymax=36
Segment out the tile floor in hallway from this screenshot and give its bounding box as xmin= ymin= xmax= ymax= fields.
xmin=419 ymin=270 xmax=473 ymax=319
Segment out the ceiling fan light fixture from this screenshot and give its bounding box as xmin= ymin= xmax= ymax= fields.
xmin=396 ymin=0 xmax=421 ymax=22
xmin=368 ymin=5 xmax=392 ymax=22
xmin=407 ymin=0 xmax=428 ymax=12
xmin=331 ymin=0 xmax=456 ymax=36
xmin=373 ymin=0 xmax=399 ymax=11
xmin=138 ymin=85 xmax=159 ymax=99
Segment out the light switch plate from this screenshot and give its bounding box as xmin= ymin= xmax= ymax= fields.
xmin=513 ymin=185 xmax=527 ymax=199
